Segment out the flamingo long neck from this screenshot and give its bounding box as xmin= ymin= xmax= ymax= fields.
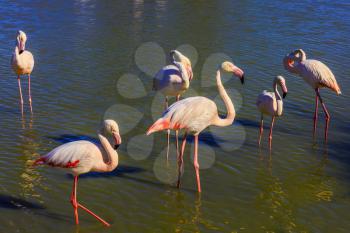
xmin=212 ymin=70 xmax=236 ymax=127
xmin=177 ymin=63 xmax=190 ymax=90
xmin=273 ymin=82 xmax=283 ymax=116
xmin=297 ymin=50 xmax=306 ymax=62
xmin=14 ymin=46 xmax=21 ymax=60
xmin=98 ymin=134 xmax=119 ymax=172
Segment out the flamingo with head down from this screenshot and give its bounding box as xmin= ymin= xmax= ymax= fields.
xmin=256 ymin=76 xmax=288 ymax=149
xmin=11 ymin=30 xmax=35 ymax=113
xmin=153 ymin=50 xmax=193 ymax=159
xmin=147 ymin=61 xmax=244 ymax=192
xmin=283 ymin=49 xmax=341 ymax=142
xmin=34 ymin=119 xmax=122 ymax=227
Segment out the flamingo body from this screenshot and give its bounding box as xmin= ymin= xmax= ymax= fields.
xmin=35 ymin=140 xmax=117 ymax=176
xmin=148 ymin=61 xmax=244 ymax=192
xmin=149 ymin=96 xmax=217 ymax=135
xmin=297 ymin=60 xmax=340 ymax=94
xmin=153 ymin=51 xmax=193 ymax=160
xmin=283 ymin=49 xmax=341 ymax=141
xmin=257 ymin=91 xmax=282 ymax=117
xmin=256 ymin=76 xmax=287 ymax=148
xmin=153 ymin=64 xmax=189 ymax=96
xmin=34 ymin=119 xmax=121 ymax=227
xmin=11 ymin=30 xmax=35 ymax=113
xmin=11 ymin=49 xmax=34 ymax=75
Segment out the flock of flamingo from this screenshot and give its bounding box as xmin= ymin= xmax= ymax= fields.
xmin=11 ymin=30 xmax=341 ymax=226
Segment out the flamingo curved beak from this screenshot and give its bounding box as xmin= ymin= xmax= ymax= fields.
xmin=113 ymin=133 xmax=122 ymax=150
xmin=233 ymin=66 xmax=245 ymax=84
xmin=283 ymin=92 xmax=287 ymax=99
xmin=240 ymin=74 xmax=245 ymax=84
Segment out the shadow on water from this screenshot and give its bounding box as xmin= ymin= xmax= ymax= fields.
xmin=0 ymin=194 xmax=45 ymax=209
xmin=47 ymin=134 xmax=99 ymax=144
xmin=169 ymin=132 xmax=221 ymax=148
xmin=66 ymin=165 xmax=145 ymax=179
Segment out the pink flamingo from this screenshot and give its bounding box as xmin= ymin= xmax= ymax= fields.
xmin=256 ymin=76 xmax=288 ymax=149
xmin=147 ymin=61 xmax=244 ymax=192
xmin=283 ymin=49 xmax=341 ymax=142
xmin=34 ymin=119 xmax=122 ymax=227
xmin=153 ymin=50 xmax=193 ymax=159
xmin=11 ymin=30 xmax=35 ymax=114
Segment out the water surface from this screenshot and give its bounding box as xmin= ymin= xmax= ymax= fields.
xmin=0 ymin=0 xmax=350 ymax=232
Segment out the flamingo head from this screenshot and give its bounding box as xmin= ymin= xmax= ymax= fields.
xmin=16 ymin=30 xmax=27 ymax=52
xmin=170 ymin=50 xmax=193 ymax=81
xmin=283 ymin=49 xmax=306 ymax=73
xmin=102 ymin=119 xmax=122 ymax=150
xmin=275 ymin=75 xmax=288 ymax=98
xmin=221 ymin=61 xmax=245 ymax=84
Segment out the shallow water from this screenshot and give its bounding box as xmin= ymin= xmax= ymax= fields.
xmin=1 ymin=0 xmax=350 ymax=232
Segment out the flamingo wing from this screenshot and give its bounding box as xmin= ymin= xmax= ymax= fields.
xmin=301 ymin=60 xmax=341 ymax=94
xmin=150 ymin=97 xmax=217 ymax=134
xmin=256 ymin=91 xmax=277 ymax=116
xmin=35 ymin=141 xmax=99 ymax=169
xmin=153 ymin=65 xmax=183 ymax=92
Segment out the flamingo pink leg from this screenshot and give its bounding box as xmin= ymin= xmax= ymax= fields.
xmin=28 ymin=74 xmax=33 ymax=114
xmin=164 ymin=97 xmax=170 ymax=160
xmin=70 ymin=176 xmax=79 ymax=225
xmin=177 ymin=132 xmax=187 ymax=188
xmin=175 ymin=95 xmax=180 ymax=158
xmin=17 ymin=76 xmax=24 ymax=105
xmin=316 ymin=89 xmax=330 ymax=142
xmin=193 ymin=135 xmax=201 ymax=192
xmin=313 ymin=89 xmax=319 ymax=138
xmin=258 ymin=114 xmax=264 ymax=146
xmin=70 ymin=176 xmax=110 ymax=227
xmin=268 ymin=116 xmax=275 ymax=150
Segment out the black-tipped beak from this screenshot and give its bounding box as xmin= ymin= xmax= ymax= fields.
xmin=113 ymin=133 xmax=122 ymax=150
xmin=283 ymin=92 xmax=287 ymax=99
xmin=241 ymin=75 xmax=245 ymax=84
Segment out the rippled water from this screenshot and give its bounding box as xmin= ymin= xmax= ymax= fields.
xmin=1 ymin=1 xmax=350 ymax=232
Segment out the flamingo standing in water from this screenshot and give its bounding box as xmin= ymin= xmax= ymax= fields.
xmin=256 ymin=76 xmax=288 ymax=149
xmin=11 ymin=30 xmax=35 ymax=114
xmin=34 ymin=119 xmax=122 ymax=227
xmin=283 ymin=49 xmax=341 ymax=142
xmin=148 ymin=61 xmax=244 ymax=192
xmin=153 ymin=50 xmax=193 ymax=159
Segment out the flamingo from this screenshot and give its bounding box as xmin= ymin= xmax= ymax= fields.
xmin=283 ymin=49 xmax=341 ymax=142
xmin=256 ymin=76 xmax=288 ymax=149
xmin=147 ymin=61 xmax=244 ymax=192
xmin=11 ymin=30 xmax=35 ymax=114
xmin=153 ymin=50 xmax=193 ymax=159
xmin=33 ymin=119 xmax=122 ymax=227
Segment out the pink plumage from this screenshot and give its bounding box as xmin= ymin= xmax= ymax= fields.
xmin=284 ymin=49 xmax=341 ymax=141
xmin=34 ymin=120 xmax=122 ymax=227
xmin=147 ymin=61 xmax=244 ymax=192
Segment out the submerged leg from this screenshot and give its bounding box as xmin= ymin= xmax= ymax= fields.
xmin=268 ymin=116 xmax=275 ymax=151
xmin=175 ymin=95 xmax=180 ymax=159
xmin=258 ymin=114 xmax=264 ymax=146
xmin=177 ymin=132 xmax=187 ymax=188
xmin=70 ymin=176 xmax=79 ymax=225
xmin=193 ymin=135 xmax=201 ymax=192
xmin=316 ymin=89 xmax=330 ymax=143
xmin=17 ymin=75 xmax=24 ymax=105
xmin=164 ymin=97 xmax=170 ymax=160
xmin=313 ymin=89 xmax=319 ymax=139
xmin=28 ymin=74 xmax=33 ymax=114
xmin=70 ymin=176 xmax=110 ymax=227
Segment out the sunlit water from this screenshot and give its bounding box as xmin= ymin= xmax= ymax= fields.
xmin=0 ymin=1 xmax=350 ymax=232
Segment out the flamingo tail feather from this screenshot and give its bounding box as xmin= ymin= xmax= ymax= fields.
xmin=147 ymin=118 xmax=170 ymax=135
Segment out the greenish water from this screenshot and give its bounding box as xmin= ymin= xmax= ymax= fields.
xmin=0 ymin=1 xmax=350 ymax=232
